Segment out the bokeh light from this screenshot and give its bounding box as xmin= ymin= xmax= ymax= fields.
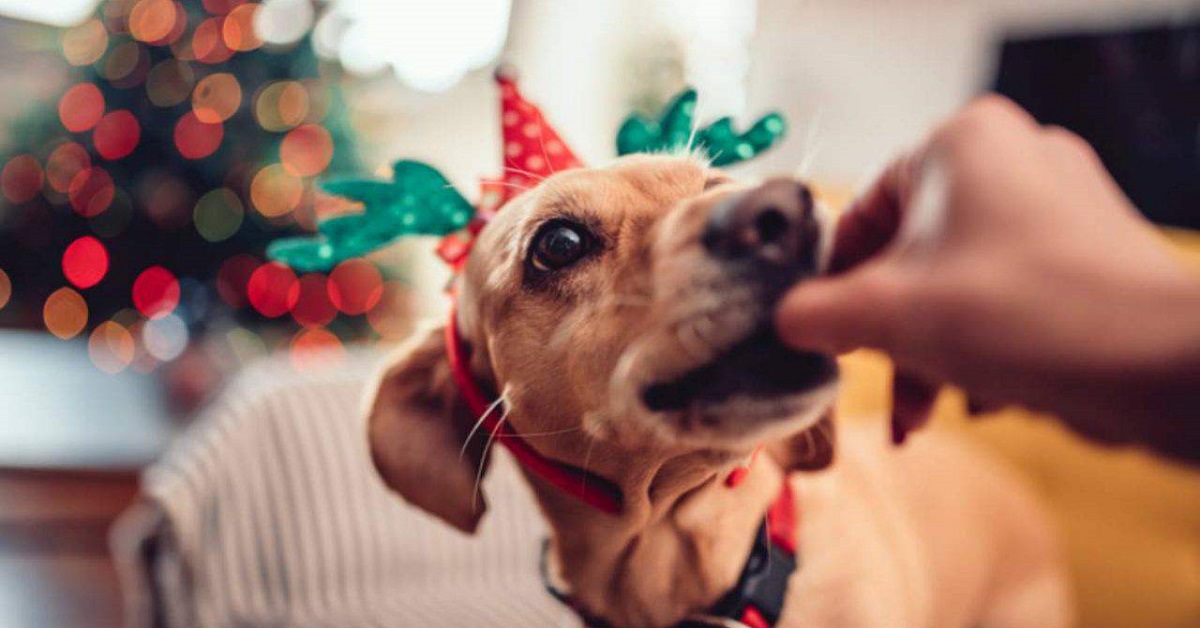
xmin=173 ymin=111 xmax=224 ymax=159
xmin=250 ymin=163 xmax=303 ymax=217
xmin=290 ymin=273 xmax=337 ymax=328
xmin=67 ymin=167 xmax=115 ymax=217
xmin=62 ymin=19 xmax=110 ymax=67
xmin=280 ymin=123 xmax=332 ymax=176
xmin=44 ymin=287 xmax=89 ymax=339
xmin=146 ymin=59 xmax=194 ymax=107
xmin=367 ymin=280 xmax=415 ymax=341
xmin=59 ymin=83 xmax=105 ymax=132
xmin=102 ymin=41 xmax=150 ymax=88
xmin=193 ymin=17 xmax=234 ymax=64
xmin=1 ymin=155 xmax=44 ymax=203
xmin=46 ymin=142 xmax=91 ymax=193
xmin=328 ymin=259 xmax=383 ymax=315
xmin=142 ymin=313 xmax=188 ymax=361
xmin=129 ymin=0 xmax=178 ymax=43
xmin=193 ymin=187 xmax=244 ymax=242
xmin=223 ymin=4 xmax=262 ymax=52
xmin=216 ymin=254 xmax=260 ymax=308
xmin=88 ymin=320 xmax=135 ymax=374
xmin=301 ymin=78 xmax=330 ymax=122
xmin=289 ymin=327 xmax=344 ymax=371
xmin=247 ymin=261 xmax=299 ymax=317
xmin=89 ymin=187 xmax=135 ymax=237
xmin=254 ymin=0 xmax=314 ymax=46
xmin=132 ymin=265 xmax=181 ymax=319
xmin=192 ymin=72 xmax=242 ymax=123
xmin=93 ymin=110 xmax=141 ymax=160
xmin=141 ymin=172 xmax=193 ymax=229
xmin=253 ymin=80 xmax=308 ymax=131
xmin=0 ymin=268 xmax=11 ymax=311
xmin=62 ymin=235 xmax=110 ymax=289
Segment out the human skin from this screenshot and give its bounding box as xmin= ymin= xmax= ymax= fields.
xmin=774 ymin=95 xmax=1200 ymax=462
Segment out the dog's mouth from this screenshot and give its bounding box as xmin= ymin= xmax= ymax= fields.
xmin=640 ymin=327 xmax=836 ymax=413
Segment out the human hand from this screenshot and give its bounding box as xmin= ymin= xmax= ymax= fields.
xmin=776 ymin=96 xmax=1200 ymax=459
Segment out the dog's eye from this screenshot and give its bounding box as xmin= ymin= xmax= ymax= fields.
xmin=530 ymin=221 xmax=590 ymax=272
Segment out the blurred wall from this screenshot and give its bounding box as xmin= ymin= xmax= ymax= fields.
xmin=747 ymin=0 xmax=1199 ymax=187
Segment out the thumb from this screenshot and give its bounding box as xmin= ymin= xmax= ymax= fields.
xmin=773 ymin=266 xmax=903 ymax=355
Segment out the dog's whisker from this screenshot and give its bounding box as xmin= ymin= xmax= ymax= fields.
xmin=472 ymin=402 xmax=511 ymax=513
xmin=460 ymin=389 xmax=509 ymax=461
xmin=796 ymin=109 xmax=825 ymax=179
xmin=495 ymin=426 xmax=582 ymax=438
xmin=536 ymin=123 xmax=557 ymax=176
xmin=502 ymin=163 xmax=546 ymax=182
xmin=581 ymin=428 xmax=598 ymax=493
xmin=487 ymin=181 xmax=533 ymax=192
xmin=606 ymin=297 xmax=650 ymax=310
xmin=675 ymin=320 xmax=712 ymax=363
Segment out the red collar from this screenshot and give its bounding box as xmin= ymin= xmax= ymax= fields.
xmin=445 ymin=301 xmax=760 ymax=516
xmin=445 ymin=304 xmax=624 ymax=514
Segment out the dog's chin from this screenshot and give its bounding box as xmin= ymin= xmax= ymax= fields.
xmin=636 ymin=329 xmax=839 ymax=449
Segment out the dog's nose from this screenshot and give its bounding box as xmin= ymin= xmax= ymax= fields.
xmin=702 ymin=178 xmax=816 ymax=268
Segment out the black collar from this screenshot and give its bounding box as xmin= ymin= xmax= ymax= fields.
xmin=540 ymin=520 xmax=798 ymax=627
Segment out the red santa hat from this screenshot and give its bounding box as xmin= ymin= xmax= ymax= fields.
xmin=491 ymin=68 xmax=584 ymax=208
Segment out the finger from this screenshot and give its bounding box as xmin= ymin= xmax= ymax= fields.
xmin=774 ymin=266 xmax=902 ymax=354
xmin=891 ymin=368 xmax=938 ymax=445
xmin=965 ymin=394 xmax=1007 ymax=418
xmin=831 ymin=151 xmax=924 ymax=273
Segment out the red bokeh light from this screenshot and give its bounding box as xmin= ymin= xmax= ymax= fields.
xmin=67 ymin=167 xmax=115 ymax=217
xmin=290 ymin=273 xmax=337 ymax=328
xmin=46 ymin=142 xmax=91 ymax=193
xmin=216 ymin=253 xmax=259 ymax=308
xmin=93 ymin=110 xmax=141 ymax=160
xmin=247 ymin=262 xmax=300 ymax=318
xmin=290 ymin=327 xmax=344 ymax=371
xmin=327 ymin=259 xmax=384 ymax=315
xmin=280 ymin=124 xmax=333 ymax=177
xmin=132 ymin=266 xmax=181 ymax=319
xmin=62 ymin=235 xmax=109 ymax=289
xmin=173 ymin=111 xmax=224 ymax=159
xmin=58 ymin=83 xmax=105 ymax=133
xmin=1 ymin=155 xmax=44 ymax=203
xmin=192 ymin=18 xmax=234 ymax=64
xmin=148 ymin=1 xmax=188 ymax=46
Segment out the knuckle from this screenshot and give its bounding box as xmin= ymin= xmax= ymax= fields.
xmin=934 ymin=95 xmax=1030 ymax=147
xmin=1043 ymin=125 xmax=1100 ymax=161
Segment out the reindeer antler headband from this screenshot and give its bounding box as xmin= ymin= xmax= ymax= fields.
xmin=268 ymin=70 xmax=787 ymax=272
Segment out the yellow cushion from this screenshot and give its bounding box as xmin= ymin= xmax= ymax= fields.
xmin=832 ymin=228 xmax=1200 ymax=628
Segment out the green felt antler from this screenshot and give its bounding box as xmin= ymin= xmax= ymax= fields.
xmin=267 ymin=160 xmax=474 ymax=272
xmin=616 ymin=88 xmax=787 ymax=167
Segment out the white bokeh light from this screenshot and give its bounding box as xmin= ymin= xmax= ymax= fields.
xmin=254 ymin=0 xmax=316 ymax=46
xmin=142 ymin=314 xmax=189 ymax=362
xmin=317 ymin=0 xmax=512 ymax=92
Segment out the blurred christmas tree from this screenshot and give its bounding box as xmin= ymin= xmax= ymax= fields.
xmin=0 ymin=0 xmax=409 ymax=378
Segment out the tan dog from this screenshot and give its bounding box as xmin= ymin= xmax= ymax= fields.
xmin=367 ymin=154 xmax=1072 ymax=627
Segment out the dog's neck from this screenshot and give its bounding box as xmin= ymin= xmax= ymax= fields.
xmin=528 ymin=449 xmax=787 ymax=626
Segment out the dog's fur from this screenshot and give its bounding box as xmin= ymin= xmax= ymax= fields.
xmin=366 ymin=155 xmax=1072 ymax=627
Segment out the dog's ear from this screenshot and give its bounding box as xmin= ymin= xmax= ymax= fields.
xmin=367 ymin=325 xmax=491 ymax=533
xmin=766 ymin=412 xmax=836 ymax=472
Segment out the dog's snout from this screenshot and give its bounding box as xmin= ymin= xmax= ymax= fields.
xmin=702 ymin=179 xmax=816 ymax=268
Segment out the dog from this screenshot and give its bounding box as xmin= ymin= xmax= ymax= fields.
xmin=365 ymin=153 xmax=1072 ymax=627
